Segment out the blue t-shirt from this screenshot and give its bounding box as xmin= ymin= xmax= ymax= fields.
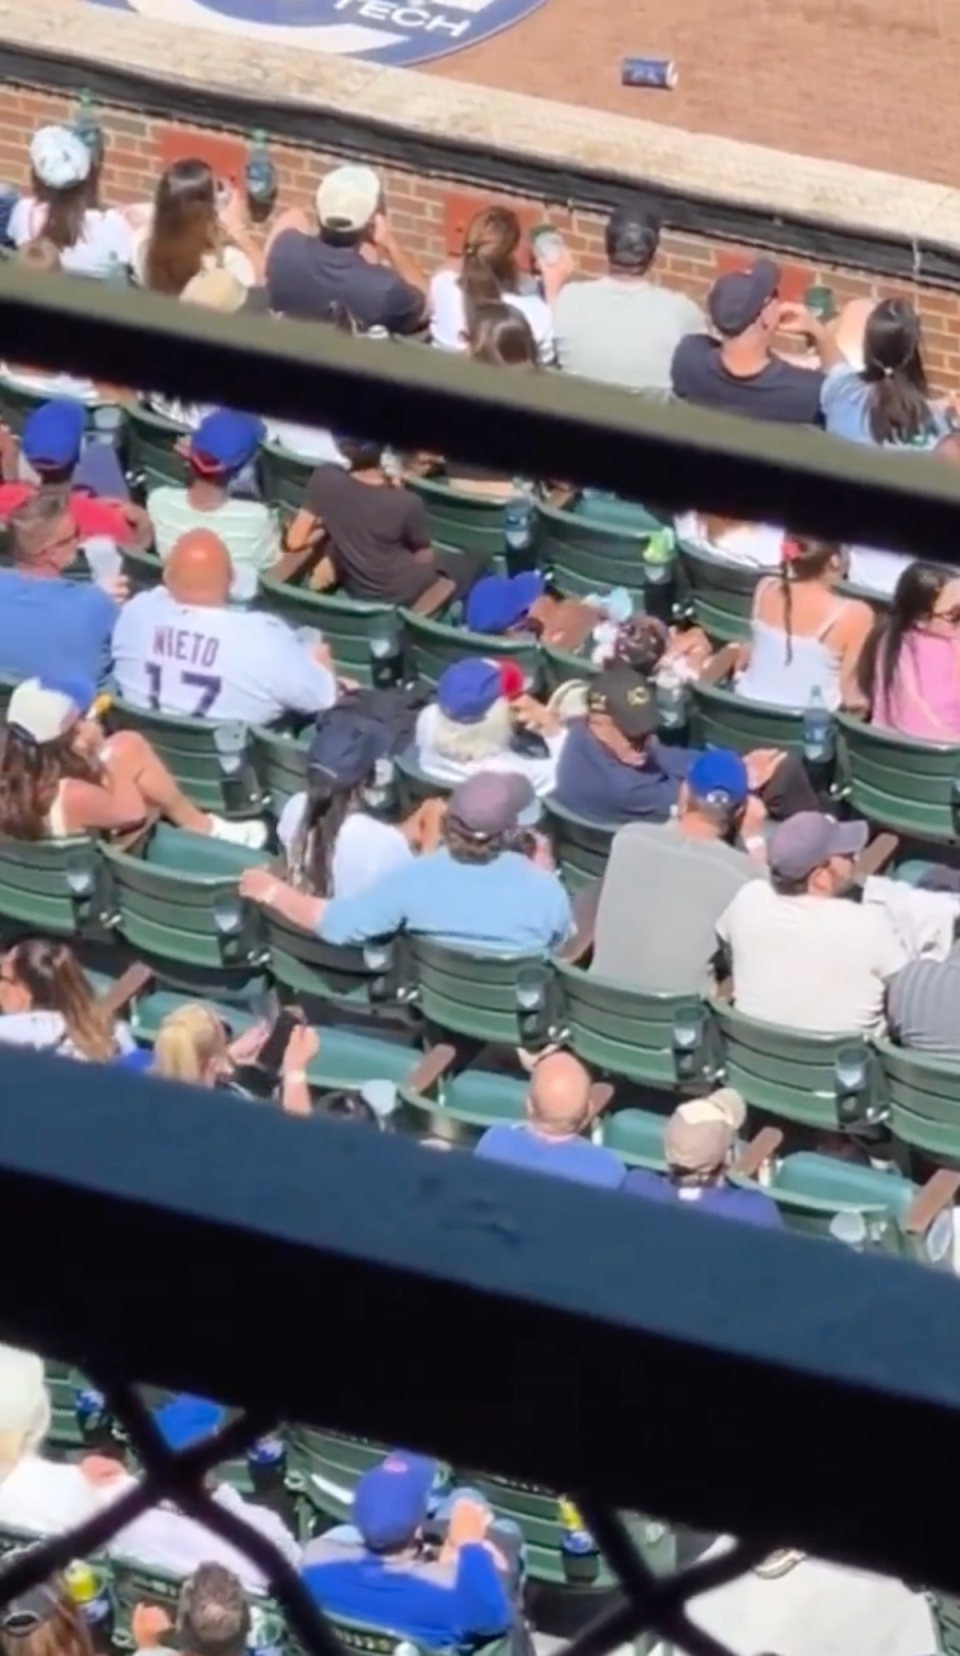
xmin=476 ymin=1124 xmax=625 ymax=1188
xmin=318 ymin=847 xmax=573 ymax=955
xmin=821 ymin=364 xmax=949 ymax=450
xmin=0 ymin=570 xmax=117 ymax=688
xmin=623 ymin=1167 xmax=783 ymax=1229
xmin=302 ymin=1543 xmax=510 ymax=1649
xmin=554 ymin=721 xmax=700 ymax=826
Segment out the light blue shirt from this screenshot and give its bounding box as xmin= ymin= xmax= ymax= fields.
xmin=475 ymin=1124 xmax=624 ymax=1189
xmin=820 ymin=363 xmax=948 ymax=449
xmin=317 ymin=847 xmax=574 ymax=954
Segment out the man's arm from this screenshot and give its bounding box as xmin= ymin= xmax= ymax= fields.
xmin=450 ymin=1543 xmax=512 ymax=1641
xmin=258 ymin=620 xmax=338 ymax=715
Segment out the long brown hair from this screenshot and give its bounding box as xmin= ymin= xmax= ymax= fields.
xmin=776 ymin=535 xmax=842 ymax=664
xmin=468 ymin=302 xmax=538 ymax=368
xmin=0 ymin=727 xmax=98 ymax=841
xmin=4 ymin=940 xmax=118 ymax=1061
xmin=32 ymin=166 xmax=99 ymax=253
xmin=459 ymin=207 xmax=522 ymax=337
xmin=0 ymin=1581 xmax=95 ymax=1656
xmin=144 ymin=159 xmax=219 ymax=296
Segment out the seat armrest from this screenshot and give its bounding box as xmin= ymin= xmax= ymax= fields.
xmin=411 ymin=576 xmax=456 ymax=617
xmin=267 ymin=544 xmax=318 ymax=585
xmin=735 ymin=1126 xmax=783 ymax=1179
xmin=904 ymin=1168 xmax=960 ymax=1234
xmin=699 ymin=642 xmax=739 ymax=687
xmin=854 ymin=831 xmax=900 ymax=880
xmin=98 ymin=960 xmax=154 ymax=1020
xmin=405 ymin=1043 xmax=457 ymax=1095
xmin=557 ymin=881 xmax=600 ymax=964
xmin=588 ymin=1081 xmax=614 ymax=1119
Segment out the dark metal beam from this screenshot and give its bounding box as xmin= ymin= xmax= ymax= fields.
xmin=1 ymin=1048 xmax=959 ymax=1591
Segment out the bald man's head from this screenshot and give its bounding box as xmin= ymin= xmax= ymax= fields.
xmin=527 ymin=1051 xmax=593 ymax=1137
xmin=164 ymin=529 xmax=233 ymax=607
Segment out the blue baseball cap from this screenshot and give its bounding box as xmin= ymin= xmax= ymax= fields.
xmin=307 ymin=714 xmax=382 ymax=788
xmin=191 ymin=410 xmax=265 ymax=478
xmin=687 ymin=749 xmax=749 ymax=808
xmin=465 ymin=572 xmax=545 ymax=636
xmin=22 ymin=399 xmax=85 ymax=470
xmin=153 ymin=1394 xmax=226 ymax=1450
xmin=436 ymin=659 xmax=507 ymax=724
xmin=352 ymin=1451 xmax=436 ymax=1551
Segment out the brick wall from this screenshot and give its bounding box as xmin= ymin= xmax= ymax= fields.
xmin=5 ymin=80 xmax=960 ymax=387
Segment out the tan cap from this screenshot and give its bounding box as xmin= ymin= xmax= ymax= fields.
xmin=663 ymin=1088 xmax=746 ymax=1175
xmin=180 ymin=267 xmax=247 ymax=313
xmin=315 ymin=164 xmax=380 ymax=232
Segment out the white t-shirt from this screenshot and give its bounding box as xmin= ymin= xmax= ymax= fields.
xmin=147 ymin=489 xmax=280 ymax=603
xmin=716 ymin=881 xmax=906 ymax=1034
xmin=277 ymin=799 xmax=413 ymax=898
xmin=131 ymin=230 xmax=255 ymax=290
xmin=414 ymin=704 xmax=565 ymax=796
xmin=428 ymin=269 xmax=555 ymax=363
xmin=676 ymin=514 xmax=784 ymax=569
xmin=0 ymin=1010 xmax=135 ymax=1059
xmin=8 ymin=199 xmax=133 ymax=279
xmin=111 ymin=587 xmax=337 ymax=726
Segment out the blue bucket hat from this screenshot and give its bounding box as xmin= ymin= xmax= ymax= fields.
xmin=153 ymin=1394 xmax=226 ymax=1451
xmin=465 ymin=572 xmax=544 ymax=636
xmin=191 ymin=410 xmax=265 ymax=478
xmin=352 ymin=1451 xmax=436 ymax=1551
xmin=22 ymin=399 xmax=85 ymax=470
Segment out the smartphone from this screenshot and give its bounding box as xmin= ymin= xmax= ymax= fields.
xmin=256 ymin=1007 xmax=304 ymax=1075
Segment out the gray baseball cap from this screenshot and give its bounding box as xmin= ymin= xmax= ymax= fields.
xmin=768 ymin=812 xmax=868 ymax=881
xmin=447 ymin=771 xmax=541 ymax=837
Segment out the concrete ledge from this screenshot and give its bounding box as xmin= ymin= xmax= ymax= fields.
xmin=5 ymin=0 xmax=960 ymax=256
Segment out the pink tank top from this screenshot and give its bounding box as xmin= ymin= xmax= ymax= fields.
xmin=872 ymin=631 xmax=960 ymax=741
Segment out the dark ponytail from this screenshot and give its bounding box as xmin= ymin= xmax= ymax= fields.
xmin=777 ymin=537 xmax=842 ymax=665
xmin=857 ymin=560 xmax=948 ymax=709
xmin=287 ymin=780 xmax=359 ymax=897
xmin=861 ymin=299 xmax=934 ymax=446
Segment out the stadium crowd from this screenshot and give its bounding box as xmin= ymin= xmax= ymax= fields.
xmin=0 ymin=111 xmax=955 ymax=1656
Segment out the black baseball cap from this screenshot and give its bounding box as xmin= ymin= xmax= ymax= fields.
xmin=707 ymin=259 xmax=780 ymax=337
xmin=587 ymin=666 xmax=658 ymax=740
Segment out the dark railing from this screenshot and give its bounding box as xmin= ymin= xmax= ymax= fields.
xmin=0 ymin=269 xmax=957 ymax=1649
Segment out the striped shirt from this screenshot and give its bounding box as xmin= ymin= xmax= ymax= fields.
xmin=886 ymin=951 xmax=960 ymax=1062
xmin=147 ymin=488 xmax=280 ymax=602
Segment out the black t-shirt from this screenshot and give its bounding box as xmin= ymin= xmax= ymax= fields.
xmin=265 ymin=231 xmax=424 ymax=332
xmin=305 ymin=466 xmax=435 ymax=603
xmin=670 ymin=334 xmax=824 ymax=424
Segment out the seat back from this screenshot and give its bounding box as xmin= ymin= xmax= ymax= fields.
xmin=264 ymin=910 xmax=392 ymax=1018
xmin=535 ymin=498 xmax=653 ymax=599
xmin=677 ymin=544 xmax=758 ymax=643
xmin=466 ymin=1474 xmax=617 ymax=1590
xmin=556 ymin=959 xmax=707 ymax=1096
xmin=411 ymin=938 xmax=554 ymax=1046
xmin=875 ymin=1036 xmax=960 ymax=1169
xmin=543 ymin=799 xmax=613 ymax=890
xmin=287 ymin=1427 xmax=385 ymax=1524
xmin=761 ymin=1150 xmax=949 ymax=1266
xmin=403 ymin=611 xmax=539 ymax=690
xmin=251 ymin=727 xmax=310 ymax=812
xmin=600 ymin=1105 xmax=671 ymax=1168
xmin=0 ymin=835 xmax=106 ymax=939
xmin=109 ymin=702 xmax=264 ymax=817
xmin=398 ymin=1067 xmax=527 ymax=1143
xmin=540 ymin=641 xmax=598 ymax=692
xmin=713 ymin=1001 xmax=880 ymax=1131
xmin=259 ymin=440 xmax=314 ymax=524
xmin=127 ymin=402 xmax=188 ymax=493
xmin=120 ymin=546 xmax=165 ymax=597
xmin=257 ymin=577 xmax=395 ymax=686
xmin=691 ymin=680 xmax=807 ymax=754
xmin=326 ymin=1616 xmax=507 ymax=1656
xmin=405 ymin=475 xmax=508 ymax=557
xmin=835 ymin=713 xmax=960 ymax=841
xmin=394 ymin=749 xmax=452 ymax=811
xmin=930 ymin=1592 xmax=960 ymax=1656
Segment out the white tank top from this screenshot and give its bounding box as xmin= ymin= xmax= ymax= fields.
xmin=736 ymin=584 xmax=845 ymax=710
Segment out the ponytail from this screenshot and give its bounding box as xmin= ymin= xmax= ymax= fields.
xmin=777 ymin=535 xmax=842 ymax=665
xmin=153 ymin=1004 xmax=226 ymax=1083
xmin=287 ymin=780 xmax=358 ymax=897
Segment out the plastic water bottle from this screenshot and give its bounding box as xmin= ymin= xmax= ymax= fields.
xmin=558 ymin=1497 xmax=599 ymax=1584
xmin=74 ymin=1387 xmax=112 ymax=1451
xmin=245 ymin=131 xmax=277 ymax=211
xmin=642 ymin=527 xmax=676 ymax=586
xmin=503 ymin=491 xmax=534 ymax=558
xmin=247 ymin=1434 xmax=287 ymax=1494
xmin=656 ymin=660 xmax=687 ymax=733
xmin=72 ymin=92 xmax=104 ymax=168
xmin=803 ymin=685 xmax=834 ymax=765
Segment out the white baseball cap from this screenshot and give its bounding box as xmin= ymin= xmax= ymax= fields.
xmin=7 ymin=679 xmax=85 ymax=746
xmin=315 ymin=164 xmax=380 ymax=232
xmin=30 ymin=126 xmax=91 ymax=192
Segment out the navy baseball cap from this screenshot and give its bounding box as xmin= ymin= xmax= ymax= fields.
xmin=22 ymin=398 xmax=84 ymax=470
xmin=465 ymin=572 xmax=545 ymax=636
xmin=352 ymin=1451 xmax=436 ymax=1551
xmin=307 ymin=715 xmax=382 ymax=789
xmin=190 ymin=409 xmax=265 ymax=478
xmin=768 ymin=812 xmax=868 ymax=881
xmin=687 ymin=749 xmax=748 ymax=808
xmin=153 ymin=1394 xmax=226 ymax=1451
xmin=707 ymin=259 xmax=780 ymax=337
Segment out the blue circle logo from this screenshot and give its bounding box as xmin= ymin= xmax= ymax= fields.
xmin=85 ymin=0 xmax=547 ymax=65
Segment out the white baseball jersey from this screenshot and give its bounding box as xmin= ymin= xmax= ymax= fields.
xmin=111 ymin=587 xmax=337 ymax=726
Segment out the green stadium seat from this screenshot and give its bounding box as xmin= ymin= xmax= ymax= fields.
xmin=126 ymin=402 xmax=188 ymax=494
xmin=288 ymin=1428 xmax=386 ymax=1527
xmin=0 ymin=382 xmax=114 ymax=435
xmin=690 ymin=678 xmax=807 ymax=754
xmin=257 ymin=573 xmax=397 ymax=688
xmin=108 ymin=702 xmax=265 ymax=820
xmin=875 ymin=1037 xmax=960 ymax=1171
xmin=677 ymin=544 xmax=757 ymax=644
xmin=394 ymin=748 xmax=452 ymax=811
xmin=0 ymin=835 xmax=109 ymax=940
xmin=542 ymin=799 xmax=613 ymax=889
xmin=564 ymin=492 xmax=666 ymax=533
xmin=410 ymin=938 xmax=561 ymax=1049
xmin=251 ymin=726 xmax=310 ymax=813
xmin=535 ymin=498 xmax=654 ymax=600
xmin=402 ymin=610 xmax=539 ymax=690
xmin=264 ymin=908 xmax=410 ymax=1025
xmin=711 ymin=1000 xmax=885 ymax=1133
xmin=928 ymin=1592 xmax=960 ymax=1656
xmin=259 ymin=439 xmax=313 ymax=525
xmin=325 ymin=1613 xmax=510 ymax=1656
xmin=600 ymin=1105 xmax=672 ymax=1167
xmin=406 ymin=474 xmax=508 ymax=559
xmin=756 ymin=1149 xmax=957 ymax=1268
xmin=835 ymin=713 xmax=960 ymax=842
xmin=397 ymin=1047 xmax=527 ymax=1144
xmin=556 ymin=960 xmax=716 ymax=1099
xmin=100 ymin=825 xmax=271 ymax=985
xmin=540 ymin=639 xmax=598 ymax=693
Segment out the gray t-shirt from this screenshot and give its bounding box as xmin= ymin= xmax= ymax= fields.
xmin=553 ymin=275 xmax=704 ymax=393
xmin=592 ymin=822 xmax=763 ymax=992
xmin=886 ymin=949 xmax=960 ymax=1062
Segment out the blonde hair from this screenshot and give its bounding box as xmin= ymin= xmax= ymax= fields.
xmin=152 ymin=1003 xmax=227 ymax=1085
xmin=431 ymin=700 xmax=513 ymax=765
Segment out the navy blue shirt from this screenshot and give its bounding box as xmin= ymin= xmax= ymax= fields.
xmin=623 ymin=1167 xmax=784 ymax=1229
xmin=554 ymin=721 xmax=701 ymax=826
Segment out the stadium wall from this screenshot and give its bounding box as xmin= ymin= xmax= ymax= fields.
xmin=5 ymin=0 xmax=960 ymax=386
